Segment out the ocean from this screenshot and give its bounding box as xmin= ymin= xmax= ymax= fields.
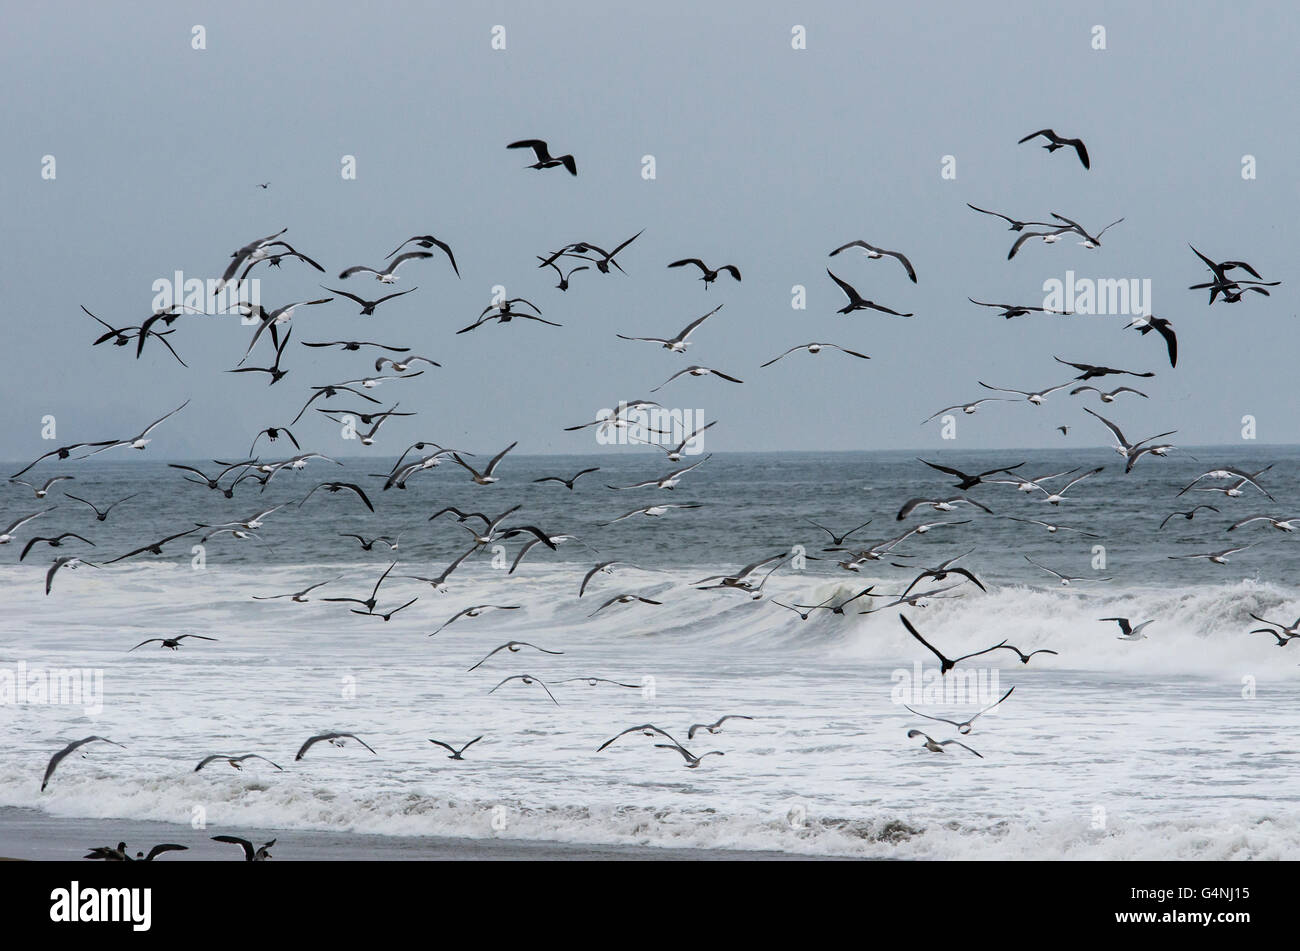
xmin=2 ymin=447 xmax=1298 ymax=859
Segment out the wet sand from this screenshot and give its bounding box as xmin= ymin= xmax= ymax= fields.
xmin=0 ymin=806 xmax=833 ymax=861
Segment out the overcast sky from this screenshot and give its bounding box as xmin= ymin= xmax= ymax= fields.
xmin=2 ymin=1 xmax=1295 ymax=462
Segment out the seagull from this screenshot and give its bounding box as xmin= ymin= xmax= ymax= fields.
xmin=772 ymin=601 xmax=818 ymax=620
xmin=655 ymin=743 xmax=725 ymax=768
xmin=1158 ymin=505 xmax=1219 ymax=529
xmin=538 ymin=256 xmax=589 ymax=290
xmin=100 ymin=527 xmax=198 ymax=564
xmin=320 ymin=561 xmax=397 ymax=614
xmin=896 ymin=496 xmax=992 ymax=520
xmin=19 ymin=533 xmax=94 ymax=561
xmin=318 ymin=287 xmax=421 ymax=320
xmin=760 ymin=342 xmax=870 ymax=367
xmin=1169 ymin=545 xmax=1255 ymax=565
xmin=1251 ymin=627 xmax=1297 ymax=647
xmin=9 ymin=475 xmax=74 ymax=498
xmin=385 ymin=234 xmax=459 ymax=275
xmin=789 ymin=587 xmax=876 ymax=616
xmin=42 ymin=736 xmax=125 ymax=791
xmin=617 ymin=304 xmax=723 ymax=352
xmin=597 ymin=724 xmax=684 ymax=752
xmin=920 ymin=398 xmax=1013 ymax=423
xmin=228 ymin=298 xmax=331 ymax=364
xmin=299 ymin=482 xmax=374 ymax=512
xmin=329 ymin=372 xmax=425 ymax=391
xmin=805 ymin=518 xmax=873 ymax=547
xmin=1248 ymin=613 xmax=1300 ymax=640
xmin=338 ymin=533 xmax=397 ymax=552
xmin=1003 ymin=515 xmax=1099 ymax=537
xmin=211 ymin=836 xmax=276 ymax=861
xmin=451 ymin=442 xmax=518 ymax=485
xmin=533 ymin=467 xmax=600 ymax=490
xmin=86 ymin=843 xmax=188 ymax=862
xmin=829 ymin=240 xmax=917 ymax=282
xmin=668 ymin=258 xmax=741 ymax=287
xmin=1018 ymin=129 xmax=1090 ymax=168
xmin=457 ymin=298 xmax=560 ymax=334
xmin=468 ymin=641 xmax=564 ymax=672
xmin=338 ymin=252 xmax=433 ymax=283
xmin=965 ymin=204 xmax=1059 ymax=231
xmin=557 ymin=229 xmax=644 ymax=274
xmin=508 ymin=139 xmax=577 ymax=175
xmin=906 ymin=729 xmax=983 ymax=758
xmin=45 ymin=556 xmax=94 ymax=595
xmin=195 ymin=754 xmax=283 ymax=773
xmin=904 ymin=686 xmax=1013 ymax=735
xmin=237 ymin=242 xmax=325 ymax=280
xmin=429 ymin=737 xmax=483 ymax=760
xmin=826 ymin=270 xmax=913 ymax=316
xmin=1007 ymin=226 xmax=1075 ymax=259
xmin=997 ymin=644 xmax=1060 ymax=665
xmin=80 ymin=401 xmax=190 ymax=457
xmin=629 ymin=419 xmax=717 ymax=462
xmin=10 ymin=440 xmax=120 ymax=479
xmin=900 ymin=614 xmax=1006 ymax=675
xmin=1177 ymin=466 xmax=1274 ymax=501
xmin=651 ymin=366 xmax=743 ymax=391
xmin=606 ymin=502 xmax=703 ymax=524
xmin=1124 ymin=315 xmax=1178 ymax=368
xmin=978 ymin=380 xmax=1073 ymax=406
xmin=1050 ymin=212 xmax=1124 ymax=249
xmin=0 ymin=510 xmax=50 ymax=544
xmin=247 ymin=427 xmax=300 ymax=457
xmin=63 ymin=492 xmax=137 ymax=522
xmin=1024 ymin=555 xmax=1111 ymax=585
xmin=292 ymin=384 xmax=382 ymax=424
xmin=295 ymin=733 xmax=377 ymax=760
xmin=607 ymin=456 xmax=710 ymax=490
xmin=353 ymin=596 xmax=418 ymax=622
xmin=564 ymin=400 xmax=666 ymax=434
xmin=552 ymin=677 xmax=639 ymax=689
xmin=489 ymin=674 xmax=559 ymax=705
xmin=685 ymin=715 xmax=754 ymax=740
xmin=429 ymin=604 xmax=521 ymax=636
xmin=397 ymin=547 xmax=477 ymax=593
xmin=228 ymin=327 xmax=294 ymax=384
xmin=968 ymin=298 xmax=1071 ymax=318
xmin=589 ymin=593 xmax=662 ymax=617
xmin=1082 ymin=408 xmax=1176 ymax=466
xmin=128 ymin=634 xmax=218 ymax=652
xmin=1101 ymin=617 xmax=1155 ymax=641
xmin=1055 ymin=356 xmax=1154 ymax=382
xmin=252 ymin=576 xmax=342 ymax=603
xmin=984 ymin=467 xmax=1080 ymax=494
xmin=375 ymin=355 xmax=439 ymax=373
xmin=1032 ymin=466 xmax=1104 ymax=505
xmin=1069 ymin=385 xmax=1148 ymax=403
xmin=919 ymin=459 xmax=1024 ymax=489
xmin=1228 ymin=514 xmax=1300 ymax=533
xmin=898 ymin=550 xmax=986 ymax=595
xmin=1189 ymin=245 xmax=1262 ymax=280
xmin=217 ymin=227 xmax=288 ymax=291
xmin=578 ymin=561 xmax=652 ymax=597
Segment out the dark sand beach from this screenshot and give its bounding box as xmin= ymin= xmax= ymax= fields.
xmin=0 ymin=807 xmax=829 ymax=861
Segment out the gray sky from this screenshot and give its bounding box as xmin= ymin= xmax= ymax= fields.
xmin=3 ymin=0 xmax=1295 ymax=462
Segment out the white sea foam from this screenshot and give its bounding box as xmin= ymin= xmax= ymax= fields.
xmin=2 ymin=562 xmax=1298 ymax=858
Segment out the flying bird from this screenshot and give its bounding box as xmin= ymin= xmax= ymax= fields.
xmin=42 ymin=736 xmax=125 ymax=792
xmin=829 ymin=240 xmax=917 ymax=282
xmin=1018 ymin=128 xmax=1090 ymax=168
xmin=508 ymin=139 xmax=577 ymax=175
